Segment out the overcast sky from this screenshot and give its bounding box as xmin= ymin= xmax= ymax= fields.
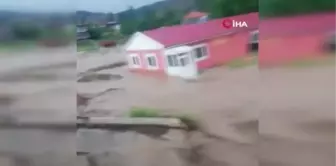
xmin=0 ymin=0 xmax=161 ymax=13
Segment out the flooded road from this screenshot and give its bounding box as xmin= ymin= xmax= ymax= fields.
xmin=0 ymin=48 xmax=78 ymax=166
xmin=76 ymin=47 xmax=334 ymax=166
xmin=0 ymin=47 xmax=334 ymax=166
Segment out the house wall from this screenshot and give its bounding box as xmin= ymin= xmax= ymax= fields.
xmin=127 ymin=50 xmax=166 ymax=74
xmin=125 ymin=32 xmax=164 ymax=51
xmin=191 ymin=32 xmax=250 ymax=70
xmin=125 ymin=32 xmax=252 ymax=77
xmin=259 ymin=33 xmax=327 ymax=67
xmin=125 ymin=32 xmax=166 ymax=76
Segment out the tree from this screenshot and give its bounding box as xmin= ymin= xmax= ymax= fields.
xmin=193 ymin=0 xmax=259 ymax=18
xmin=11 ymin=22 xmax=42 ymax=40
xmin=106 ymin=12 xmax=116 ymax=21
xmin=87 ymin=26 xmax=104 ymax=40
xmin=120 ymin=6 xmax=139 ymax=35
xmin=210 ymin=0 xmax=258 ymax=18
xmin=194 ymin=0 xmax=213 ymax=12
xmin=160 ymin=10 xmax=182 ymax=26
xmin=137 ymin=9 xmax=182 ymax=31
xmin=121 ymin=20 xmax=139 ymax=35
xmin=260 ymin=0 xmax=335 ymax=17
xmin=76 ymin=11 xmax=90 ymax=24
xmin=137 ymin=8 xmax=157 ymax=31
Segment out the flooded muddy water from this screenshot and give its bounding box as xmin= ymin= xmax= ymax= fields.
xmin=78 ymin=73 xmax=123 ymax=83
xmin=0 ymin=48 xmax=334 ymax=166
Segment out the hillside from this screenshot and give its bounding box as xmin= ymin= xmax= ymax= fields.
xmin=0 ymin=10 xmax=75 ymax=28
xmin=117 ymin=0 xmax=196 ymax=20
xmin=75 ymin=0 xmax=196 ymax=24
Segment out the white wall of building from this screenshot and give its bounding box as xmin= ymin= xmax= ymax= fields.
xmin=164 ymin=46 xmax=198 ymax=80
xmin=124 ymin=32 xmax=164 ymax=51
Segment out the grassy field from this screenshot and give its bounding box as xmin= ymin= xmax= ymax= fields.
xmin=77 ymin=40 xmax=99 ymax=52
xmin=0 ymin=41 xmax=37 ymax=53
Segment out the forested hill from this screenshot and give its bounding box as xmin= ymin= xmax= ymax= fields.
xmin=117 ymin=0 xmax=196 ymax=20
xmin=76 ymin=0 xmax=333 ymax=35
xmin=76 ymin=0 xmax=196 ymax=25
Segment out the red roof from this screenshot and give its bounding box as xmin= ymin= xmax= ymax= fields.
xmin=144 ymin=12 xmax=259 ymax=47
xmin=184 ymin=11 xmax=208 ymax=19
xmin=260 ymin=12 xmax=335 ymax=39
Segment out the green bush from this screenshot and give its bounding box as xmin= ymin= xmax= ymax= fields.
xmin=11 ymin=22 xmax=42 ymax=40
xmin=129 ymin=107 xmax=160 ymax=117
xmin=128 ymin=107 xmax=200 ymax=131
xmin=87 ymin=27 xmax=104 ymax=40
xmin=175 ymin=114 xmax=199 ymax=131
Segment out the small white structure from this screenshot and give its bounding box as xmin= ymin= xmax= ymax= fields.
xmin=106 ymin=21 xmax=121 ymax=31
xmin=164 ymin=46 xmax=198 ymax=80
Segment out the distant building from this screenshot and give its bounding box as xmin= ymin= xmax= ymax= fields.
xmin=76 ymin=13 xmax=121 ymax=40
xmin=76 ymin=24 xmax=90 ymax=40
xmin=106 ymin=21 xmax=121 ymax=31
xmin=182 ymin=11 xmax=209 ymax=25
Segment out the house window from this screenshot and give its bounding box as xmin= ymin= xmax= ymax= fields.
xmin=323 ymin=32 xmax=335 ymax=52
xmin=146 ymin=53 xmax=158 ymax=69
xmin=250 ymin=30 xmax=259 ymax=43
xmin=249 ymin=30 xmax=259 ymax=52
xmin=167 ymin=53 xmax=190 ymax=67
xmin=178 ymin=53 xmax=189 ymax=66
xmin=129 ymin=54 xmax=141 ymax=67
xmin=194 ymin=45 xmax=208 ymax=60
xmin=168 ymin=54 xmax=179 ymax=67
xmin=132 ymin=57 xmax=140 ymax=65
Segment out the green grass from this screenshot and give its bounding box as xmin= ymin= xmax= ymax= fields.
xmin=0 ymin=40 xmax=37 ymax=52
xmin=129 ymin=107 xmax=199 ymax=131
xmin=129 ymin=107 xmax=160 ymax=118
xmin=77 ymin=40 xmax=99 ymax=52
xmin=226 ymin=56 xmax=258 ymax=69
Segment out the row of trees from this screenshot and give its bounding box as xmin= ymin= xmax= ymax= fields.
xmin=119 ymin=0 xmax=334 ymax=36
xmin=10 ymin=21 xmax=73 ymax=41
xmin=11 ymin=22 xmax=42 ymax=40
xmin=120 ymin=7 xmax=183 ymax=35
xmin=259 ymin=0 xmax=334 ymax=18
xmin=194 ymin=0 xmax=258 ymax=18
xmin=86 ymin=26 xmax=122 ymax=41
xmin=193 ymin=0 xmax=334 ymax=18
xmin=11 ymin=0 xmax=333 ymax=40
xmin=119 ymin=0 xmax=259 ymax=35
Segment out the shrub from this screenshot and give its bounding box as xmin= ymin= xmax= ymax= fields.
xmin=129 ymin=107 xmax=160 ymax=117
xmin=176 ymin=114 xmax=199 ymax=131
xmin=129 ymin=107 xmax=200 ymax=131
xmin=87 ymin=27 xmax=104 ymax=40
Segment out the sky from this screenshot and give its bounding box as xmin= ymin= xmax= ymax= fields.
xmin=0 ymin=0 xmax=162 ymax=13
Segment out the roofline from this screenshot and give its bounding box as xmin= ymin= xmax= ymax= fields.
xmin=124 ymin=32 xmax=165 ymax=51
xmin=184 ymin=11 xmax=209 ymax=18
xmin=124 ymin=32 xmax=140 ymax=51
xmin=165 ymin=27 xmax=258 ymax=49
